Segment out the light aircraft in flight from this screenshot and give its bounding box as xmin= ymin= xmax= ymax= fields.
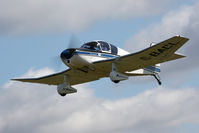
xmin=12 ymin=36 xmax=189 ymax=96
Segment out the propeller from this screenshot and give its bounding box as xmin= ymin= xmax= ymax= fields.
xmin=67 ymin=35 xmax=81 ymax=49
xmin=50 ymin=35 xmax=81 ymax=71
xmin=50 ymin=56 xmax=63 ymax=71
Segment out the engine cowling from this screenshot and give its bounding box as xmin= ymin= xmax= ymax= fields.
xmin=109 ymin=71 xmax=128 ymax=83
xmin=57 ymin=83 xmax=77 ymax=96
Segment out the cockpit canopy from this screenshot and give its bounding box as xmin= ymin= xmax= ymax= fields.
xmin=80 ymin=41 xmax=118 ymax=55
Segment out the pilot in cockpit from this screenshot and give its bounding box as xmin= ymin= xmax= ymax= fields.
xmin=91 ymin=44 xmax=100 ymax=51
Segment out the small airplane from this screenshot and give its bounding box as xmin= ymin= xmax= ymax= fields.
xmin=12 ymin=36 xmax=189 ymax=96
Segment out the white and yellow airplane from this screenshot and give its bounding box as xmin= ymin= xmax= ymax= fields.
xmin=12 ymin=36 xmax=189 ymax=96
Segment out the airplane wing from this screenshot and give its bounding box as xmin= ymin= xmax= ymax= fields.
xmin=12 ymin=36 xmax=189 ymax=86
xmin=12 ymin=68 xmax=106 ymax=86
xmin=94 ymin=36 xmax=189 ymax=73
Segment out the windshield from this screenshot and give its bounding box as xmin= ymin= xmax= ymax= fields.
xmin=98 ymin=41 xmax=110 ymax=52
xmin=110 ymin=44 xmax=118 ymax=55
xmin=81 ymin=42 xmax=100 ymax=51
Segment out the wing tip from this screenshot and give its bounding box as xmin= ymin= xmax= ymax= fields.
xmin=11 ymin=78 xmax=24 ymax=82
xmin=175 ymin=35 xmax=189 ymax=41
xmin=11 ymin=78 xmax=36 ymax=82
xmin=11 ymin=78 xmax=20 ymax=81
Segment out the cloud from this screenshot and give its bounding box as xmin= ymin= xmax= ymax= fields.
xmin=1 ymin=68 xmax=199 ymax=133
xmin=0 ymin=0 xmax=177 ymax=34
xmin=124 ymin=1 xmax=199 ymax=80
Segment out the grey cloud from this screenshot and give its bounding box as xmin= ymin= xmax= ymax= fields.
xmin=0 ymin=0 xmax=177 ymax=34
xmin=0 ymin=68 xmax=199 ymax=133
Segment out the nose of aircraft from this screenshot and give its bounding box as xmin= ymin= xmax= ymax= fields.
xmin=60 ymin=49 xmax=76 ymax=60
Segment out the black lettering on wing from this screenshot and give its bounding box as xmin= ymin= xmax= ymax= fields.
xmin=149 ymin=52 xmax=160 ymax=57
xmin=162 ymin=44 xmax=172 ymax=49
xmin=140 ymin=41 xmax=181 ymax=61
xmin=140 ymin=56 xmax=151 ymax=61
xmin=157 ymin=48 xmax=167 ymax=53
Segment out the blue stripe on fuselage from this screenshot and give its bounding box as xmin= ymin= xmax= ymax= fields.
xmin=101 ymin=54 xmax=115 ymax=58
xmin=76 ymin=51 xmax=116 ymax=58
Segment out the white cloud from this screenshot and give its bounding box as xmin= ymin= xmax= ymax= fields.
xmin=0 ymin=0 xmax=177 ymax=34
xmin=124 ymin=1 xmax=199 ymax=80
xmin=125 ymin=5 xmax=193 ymax=52
xmin=1 ymin=68 xmax=199 ymax=133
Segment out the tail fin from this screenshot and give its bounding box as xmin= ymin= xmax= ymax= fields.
xmin=155 ymin=64 xmax=160 ymax=73
xmin=146 ymin=64 xmax=162 ymax=85
xmin=145 ymin=64 xmax=161 ymax=74
xmin=153 ymin=64 xmax=161 ymax=85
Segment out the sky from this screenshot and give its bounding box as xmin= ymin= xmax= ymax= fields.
xmin=0 ymin=0 xmax=199 ymax=133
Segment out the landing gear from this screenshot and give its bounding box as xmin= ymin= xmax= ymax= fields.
xmin=153 ymin=74 xmax=162 ymax=85
xmin=113 ymin=80 xmax=120 ymax=83
xmin=60 ymin=93 xmax=66 ymax=97
xmin=57 ymin=75 xmax=77 ymax=96
xmin=110 ymin=62 xmax=128 ymax=83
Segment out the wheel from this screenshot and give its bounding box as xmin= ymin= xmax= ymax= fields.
xmin=113 ymin=80 xmax=120 ymax=83
xmin=60 ymin=93 xmax=66 ymax=96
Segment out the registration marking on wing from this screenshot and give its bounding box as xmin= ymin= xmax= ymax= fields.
xmin=140 ymin=41 xmax=181 ymax=61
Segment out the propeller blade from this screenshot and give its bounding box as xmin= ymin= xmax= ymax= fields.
xmin=50 ymin=35 xmax=81 ymax=71
xmin=50 ymin=56 xmax=63 ymax=71
xmin=67 ymin=35 xmax=81 ymax=49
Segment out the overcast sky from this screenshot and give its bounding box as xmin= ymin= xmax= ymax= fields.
xmin=0 ymin=0 xmax=199 ymax=133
